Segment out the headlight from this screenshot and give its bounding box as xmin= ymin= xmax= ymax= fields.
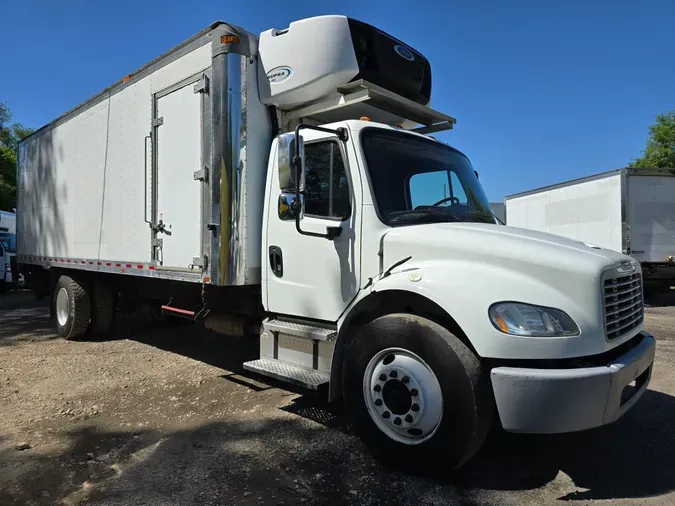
xmin=489 ymin=302 xmax=579 ymax=337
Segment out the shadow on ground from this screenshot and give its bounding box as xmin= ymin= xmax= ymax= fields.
xmin=95 ymin=315 xmax=675 ymax=504
xmin=2 ymin=296 xmax=675 ymax=504
xmin=0 ymin=295 xmax=52 ymax=344
xmin=2 ymin=389 xmax=675 ymax=505
xmin=453 ymin=387 xmax=675 ymax=501
xmin=645 ymin=289 xmax=675 ymax=308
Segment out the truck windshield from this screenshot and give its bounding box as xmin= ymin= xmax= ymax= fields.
xmin=0 ymin=233 xmax=17 ymax=253
xmin=361 ymin=129 xmax=496 ymax=225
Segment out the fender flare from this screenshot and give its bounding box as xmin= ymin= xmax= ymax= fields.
xmin=329 ymin=278 xmax=468 ymax=402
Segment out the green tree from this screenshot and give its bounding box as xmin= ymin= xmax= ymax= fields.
xmin=629 ymin=111 xmax=675 ymax=168
xmin=0 ymin=102 xmax=34 ymax=210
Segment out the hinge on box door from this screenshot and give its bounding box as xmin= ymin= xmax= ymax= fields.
xmin=192 ymin=254 xmax=208 ymax=270
xmin=152 ymin=117 xmax=164 ymax=127
xmin=194 ymin=75 xmax=209 ymax=94
xmin=193 ymin=166 xmax=209 ymax=182
xmin=152 ymin=237 xmax=163 ymax=248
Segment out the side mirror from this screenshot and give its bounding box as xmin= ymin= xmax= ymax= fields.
xmin=474 ymin=170 xmax=479 ymax=179
xmin=277 ymin=132 xmax=305 ymax=193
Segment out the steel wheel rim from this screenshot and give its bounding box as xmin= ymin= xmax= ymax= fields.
xmin=363 ymin=347 xmax=443 ymax=445
xmin=56 ymin=287 xmax=70 ymax=327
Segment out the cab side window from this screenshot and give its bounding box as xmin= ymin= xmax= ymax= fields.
xmin=304 ymin=142 xmax=351 ymax=220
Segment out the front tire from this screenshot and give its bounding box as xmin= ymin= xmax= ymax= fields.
xmin=54 ymin=275 xmax=91 ymax=340
xmin=342 ymin=313 xmax=493 ymax=474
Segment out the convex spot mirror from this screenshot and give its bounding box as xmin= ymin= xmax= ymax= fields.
xmin=277 ymin=132 xmax=305 ymax=220
xmin=277 ymin=132 xmax=305 ymax=193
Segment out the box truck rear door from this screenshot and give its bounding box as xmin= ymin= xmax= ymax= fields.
xmin=154 ymin=81 xmax=203 ymax=269
xmin=628 ymin=175 xmax=675 ymax=263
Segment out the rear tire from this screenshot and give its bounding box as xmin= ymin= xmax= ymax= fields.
xmin=88 ymin=280 xmax=115 ymax=335
xmin=54 ymin=275 xmax=91 ymax=340
xmin=342 ymin=313 xmax=493 ymax=474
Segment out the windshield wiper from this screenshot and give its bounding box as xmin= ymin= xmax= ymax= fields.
xmin=389 ymin=208 xmax=462 ymax=223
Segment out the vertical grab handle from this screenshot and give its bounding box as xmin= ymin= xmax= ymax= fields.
xmin=144 ymin=134 xmax=152 ymax=225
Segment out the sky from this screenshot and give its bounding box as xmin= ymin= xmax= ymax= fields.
xmin=1 ymin=0 xmax=673 ymax=201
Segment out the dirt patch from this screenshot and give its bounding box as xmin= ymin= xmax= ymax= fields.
xmin=1 ymin=291 xmax=675 ymax=505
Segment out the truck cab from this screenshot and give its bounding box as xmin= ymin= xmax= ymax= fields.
xmin=247 ymin=16 xmax=655 ymax=471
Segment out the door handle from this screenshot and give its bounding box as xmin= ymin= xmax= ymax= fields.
xmin=153 ymin=219 xmax=172 ymax=236
xmin=269 ymin=246 xmax=283 ymax=278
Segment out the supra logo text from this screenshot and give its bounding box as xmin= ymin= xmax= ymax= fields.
xmin=267 ymin=66 xmax=293 ymax=83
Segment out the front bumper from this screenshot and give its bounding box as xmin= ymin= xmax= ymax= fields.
xmin=490 ymin=331 xmax=656 ymax=434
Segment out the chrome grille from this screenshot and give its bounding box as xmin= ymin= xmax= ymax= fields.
xmin=603 ymin=272 xmax=643 ymax=340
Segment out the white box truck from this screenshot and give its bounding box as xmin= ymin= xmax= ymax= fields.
xmin=505 ymin=168 xmax=675 ymax=295
xmin=16 ymin=16 xmax=656 ymax=472
xmin=0 ymin=210 xmax=17 ymax=289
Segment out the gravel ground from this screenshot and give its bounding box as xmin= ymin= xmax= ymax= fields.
xmin=1 ymin=290 xmax=675 ymax=506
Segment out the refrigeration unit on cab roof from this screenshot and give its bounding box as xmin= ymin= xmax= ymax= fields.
xmin=258 ymin=16 xmax=431 ymax=109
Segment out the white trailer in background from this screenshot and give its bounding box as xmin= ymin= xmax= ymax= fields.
xmin=16 ymin=15 xmax=656 ymax=472
xmin=505 ymin=168 xmax=675 ymax=293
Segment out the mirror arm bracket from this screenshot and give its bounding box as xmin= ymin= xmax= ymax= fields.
xmin=292 ymin=123 xmax=349 ymax=241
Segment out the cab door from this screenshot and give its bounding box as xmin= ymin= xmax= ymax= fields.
xmin=264 ymin=125 xmax=362 ymax=322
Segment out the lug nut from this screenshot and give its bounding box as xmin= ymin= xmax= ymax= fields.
xmin=373 ymin=384 xmax=381 ymax=392
xmin=374 ymin=399 xmax=382 ymax=406
xmin=379 ymin=374 xmax=387 ymax=381
xmin=390 ymin=370 xmax=398 ymax=378
xmin=411 ymin=403 xmax=420 ymax=412
xmin=410 ymin=388 xmax=418 ymax=396
xmin=382 ymin=411 xmax=390 ymax=419
xmin=405 ymin=414 xmax=413 ymax=423
xmin=394 ymin=417 xmax=402 ymax=426
xmin=402 ymin=376 xmax=410 ymax=384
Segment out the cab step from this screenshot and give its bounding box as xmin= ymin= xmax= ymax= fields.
xmin=265 ymin=319 xmax=337 ymax=341
xmin=243 ymin=358 xmax=329 ymax=390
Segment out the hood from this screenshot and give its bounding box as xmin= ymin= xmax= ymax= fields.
xmin=382 ymin=222 xmax=632 ymax=279
xmin=377 ymin=222 xmax=642 ymax=359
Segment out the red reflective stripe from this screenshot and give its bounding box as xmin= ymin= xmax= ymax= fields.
xmin=161 ymin=305 xmax=195 ymax=317
xmin=115 ymin=263 xmax=121 ymax=267
xmin=81 ymin=261 xmax=85 ymax=264
xmin=137 ymin=265 xmax=143 ymax=269
xmin=89 ymin=261 xmax=94 ymax=265
xmin=106 ymin=263 xmax=112 ymax=266
xmin=126 ymin=264 xmax=132 ymax=268
xmin=148 ymin=266 xmax=155 ymax=270
xmin=66 ymin=260 xmax=71 ymax=263
xmin=97 ymin=262 xmax=102 ymax=266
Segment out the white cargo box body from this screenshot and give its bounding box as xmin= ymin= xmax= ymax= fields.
xmin=16 ymin=22 xmax=272 ymax=286
xmin=504 ymin=169 xmax=675 ymax=264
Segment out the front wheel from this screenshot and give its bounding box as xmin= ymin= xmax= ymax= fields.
xmin=342 ymin=313 xmax=493 ymax=474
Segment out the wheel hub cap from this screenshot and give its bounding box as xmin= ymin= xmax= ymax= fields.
xmin=382 ymin=380 xmax=412 ymax=415
xmin=56 ymin=287 xmax=70 ymax=327
xmin=363 ymin=347 xmax=443 ymax=445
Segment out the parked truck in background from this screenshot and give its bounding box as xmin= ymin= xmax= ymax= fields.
xmin=0 ymin=210 xmax=17 ymax=290
xmin=16 ymin=16 xmax=656 ymax=472
xmin=505 ymin=168 xmax=675 ymax=296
